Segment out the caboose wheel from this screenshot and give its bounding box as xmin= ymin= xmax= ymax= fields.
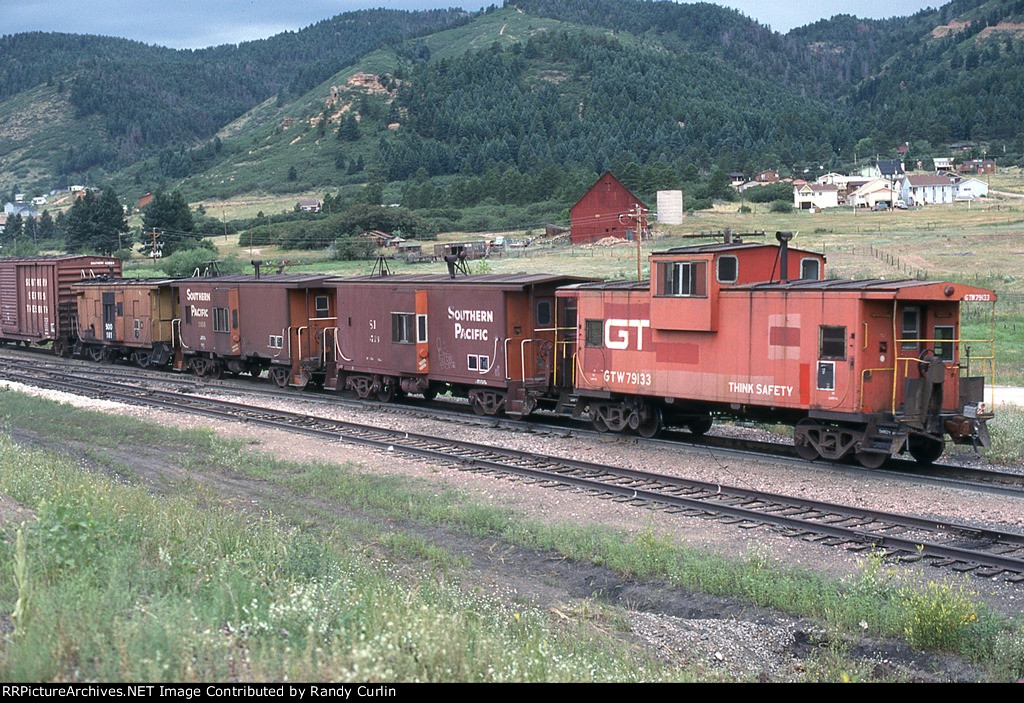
xmin=590 ymin=407 xmax=609 ymax=432
xmin=908 ymin=435 xmax=944 ymax=465
xmin=636 ymin=406 xmax=663 ymax=438
xmin=855 ymin=450 xmax=888 ymax=469
xmin=687 ymin=415 xmax=713 ymax=436
xmin=794 ymin=419 xmax=820 ymax=460
xmin=376 ymin=382 xmax=395 ymax=403
xmin=269 ymin=366 xmax=290 ymax=388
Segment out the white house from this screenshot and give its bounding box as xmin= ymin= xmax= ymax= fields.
xmin=848 ymin=179 xmax=900 ymax=208
xmin=793 ymin=181 xmax=840 ymax=210
xmin=955 ymin=177 xmax=988 ymax=200
xmin=934 ymin=157 xmax=954 ymax=172
xmin=901 ymin=174 xmax=956 ymax=206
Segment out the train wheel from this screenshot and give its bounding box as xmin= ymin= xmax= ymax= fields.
xmin=908 ymin=436 xmax=944 ymax=465
xmin=855 ymin=450 xmax=888 ymax=469
xmin=88 ymin=345 xmax=105 ymax=363
xmin=131 ymin=351 xmax=153 ymax=368
xmin=269 ymin=366 xmax=290 ymax=388
xmin=422 ymin=388 xmax=438 ymax=401
xmin=53 ymin=338 xmax=71 ymax=357
xmin=249 ymin=368 xmax=263 ymax=379
xmin=636 ymin=405 xmax=663 ymax=438
xmin=204 ymin=362 xmax=223 ymax=380
xmin=687 ymin=415 xmax=713 ymax=436
xmin=376 ymin=382 xmax=395 ymax=403
xmin=794 ymin=419 xmax=820 ymax=460
xmin=591 ymin=411 xmax=609 ymax=432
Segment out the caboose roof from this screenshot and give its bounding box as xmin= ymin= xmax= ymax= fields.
xmin=653 ymin=242 xmax=819 ymax=256
xmin=172 ymin=274 xmax=334 ymax=287
xmin=731 ymin=278 xmax=997 ymax=301
xmin=329 ymin=273 xmax=593 ymax=290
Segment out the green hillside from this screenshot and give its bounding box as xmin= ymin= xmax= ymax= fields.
xmin=2 ymin=0 xmax=1024 ymax=209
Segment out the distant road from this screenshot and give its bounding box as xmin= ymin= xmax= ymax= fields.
xmin=990 ymin=188 xmax=1024 ymax=199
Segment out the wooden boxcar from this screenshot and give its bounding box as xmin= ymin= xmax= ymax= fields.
xmin=171 ymin=274 xmax=335 ymax=386
xmin=0 ymin=255 xmax=121 ymax=355
xmin=326 ymin=274 xmax=590 ymax=416
xmin=560 ymin=239 xmax=995 ymax=466
xmin=72 ymin=278 xmax=177 ymax=367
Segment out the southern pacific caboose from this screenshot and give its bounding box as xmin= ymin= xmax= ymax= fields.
xmin=560 ymin=234 xmax=995 ymax=466
xmin=172 ymin=274 xmax=336 ymax=385
xmin=0 ymin=255 xmax=121 ymax=355
xmin=325 ymin=274 xmax=589 ymax=416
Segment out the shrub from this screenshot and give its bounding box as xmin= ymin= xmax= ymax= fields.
xmin=769 ymin=200 xmax=794 ymax=213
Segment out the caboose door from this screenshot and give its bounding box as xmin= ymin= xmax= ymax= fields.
xmin=102 ymin=292 xmax=117 ymax=341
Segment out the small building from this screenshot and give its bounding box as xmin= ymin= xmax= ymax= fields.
xmin=366 ymin=230 xmax=405 ymax=248
xmin=755 ymin=169 xmax=780 ymax=183
xmin=793 ymin=182 xmax=839 ymax=210
xmin=138 ymin=193 xmax=155 ymax=209
xmin=901 ymin=174 xmax=956 ymax=206
xmin=955 ymin=177 xmax=989 ymax=200
xmin=31 ymin=196 xmax=47 ymax=207
xmin=569 ymin=172 xmax=647 ymax=245
xmin=957 ymin=159 xmax=996 ymax=175
xmin=433 ymin=241 xmax=489 ymax=260
xmin=297 ymin=199 xmax=322 ymax=213
xmin=848 ymin=179 xmax=900 ymax=209
xmin=934 ymin=157 xmax=954 ymax=172
xmin=728 ymin=172 xmax=746 ymax=186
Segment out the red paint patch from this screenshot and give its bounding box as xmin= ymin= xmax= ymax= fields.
xmin=800 ymin=363 xmax=810 ymax=404
xmin=654 ymin=342 xmax=699 ymax=365
xmin=770 ymin=326 xmax=800 ymax=346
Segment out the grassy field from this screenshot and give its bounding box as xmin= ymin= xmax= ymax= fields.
xmin=1 ymin=389 xmax=1022 ymax=681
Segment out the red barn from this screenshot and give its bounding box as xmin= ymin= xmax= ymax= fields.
xmin=569 ymin=172 xmax=647 ymax=245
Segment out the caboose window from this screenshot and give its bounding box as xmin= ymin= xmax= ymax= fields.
xmin=315 ymin=295 xmax=329 ymax=317
xmin=716 ymin=256 xmax=738 ymax=283
xmin=901 ymin=307 xmax=920 ymax=350
xmin=819 ymin=326 xmax=846 ymax=360
xmin=585 ymin=319 xmax=603 ymax=348
xmin=213 ymin=307 xmax=229 ymax=333
xmin=536 ymin=300 xmax=552 ymax=327
xmin=392 ymin=313 xmax=414 ymax=344
xmin=800 ymin=258 xmax=821 ymax=280
xmin=417 ymin=314 xmax=428 ymax=344
xmin=934 ymin=326 xmax=955 ymax=361
xmin=659 ymin=261 xmax=707 ymax=297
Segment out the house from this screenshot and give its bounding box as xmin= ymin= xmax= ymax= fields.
xmin=3 ymin=202 xmax=39 ymax=219
xmin=896 ymin=144 xmax=910 ymax=157
xmin=957 ymin=159 xmax=996 ymax=175
xmin=728 ymin=172 xmax=746 ymax=186
xmin=569 ymin=172 xmax=647 ymax=245
xmin=848 ymin=179 xmax=900 ymax=209
xmin=366 ymin=230 xmax=404 ymax=248
xmin=793 ymin=181 xmax=839 ymax=210
xmin=755 ymin=169 xmax=780 ymax=183
xmin=138 ymin=193 xmax=155 ymax=209
xmin=901 ymin=174 xmax=956 ymax=206
xmin=297 ymin=199 xmax=322 ymax=213
xmin=934 ymin=157 xmax=954 ymax=172
xmin=31 ymin=196 xmax=47 ymax=207
xmin=955 ymin=177 xmax=989 ymax=200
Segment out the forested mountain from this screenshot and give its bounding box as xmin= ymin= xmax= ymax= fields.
xmin=2 ymin=0 xmax=1024 ymax=207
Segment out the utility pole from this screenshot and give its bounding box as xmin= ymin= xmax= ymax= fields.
xmin=619 ymin=203 xmax=649 ymax=281
xmin=149 ymin=228 xmax=161 ymax=259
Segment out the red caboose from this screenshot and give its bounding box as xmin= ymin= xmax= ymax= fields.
xmin=172 ymin=274 xmax=335 ymax=385
xmin=326 ymin=274 xmax=588 ymax=416
xmin=72 ymin=278 xmax=178 ymax=367
xmin=560 ymin=235 xmax=995 ymax=466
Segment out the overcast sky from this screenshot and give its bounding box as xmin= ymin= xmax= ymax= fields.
xmin=2 ymin=1 xmax=940 ymax=49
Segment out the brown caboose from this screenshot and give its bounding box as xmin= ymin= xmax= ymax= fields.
xmin=72 ymin=278 xmax=177 ymax=366
xmin=326 ymin=274 xmax=589 ymax=416
xmin=561 ymin=235 xmax=995 ymax=466
xmin=171 ymin=274 xmax=335 ymax=386
xmin=0 ymin=255 xmax=121 ymax=355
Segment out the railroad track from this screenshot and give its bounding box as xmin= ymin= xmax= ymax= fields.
xmin=4 ymin=347 xmax=1023 ymax=499
xmin=3 ymin=358 xmax=1024 ymax=583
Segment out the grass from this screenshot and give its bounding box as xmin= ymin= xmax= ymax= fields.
xmin=1 ymin=388 xmax=1023 ymax=681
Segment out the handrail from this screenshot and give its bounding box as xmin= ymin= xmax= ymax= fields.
xmin=296 ymin=326 xmax=308 ymax=361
